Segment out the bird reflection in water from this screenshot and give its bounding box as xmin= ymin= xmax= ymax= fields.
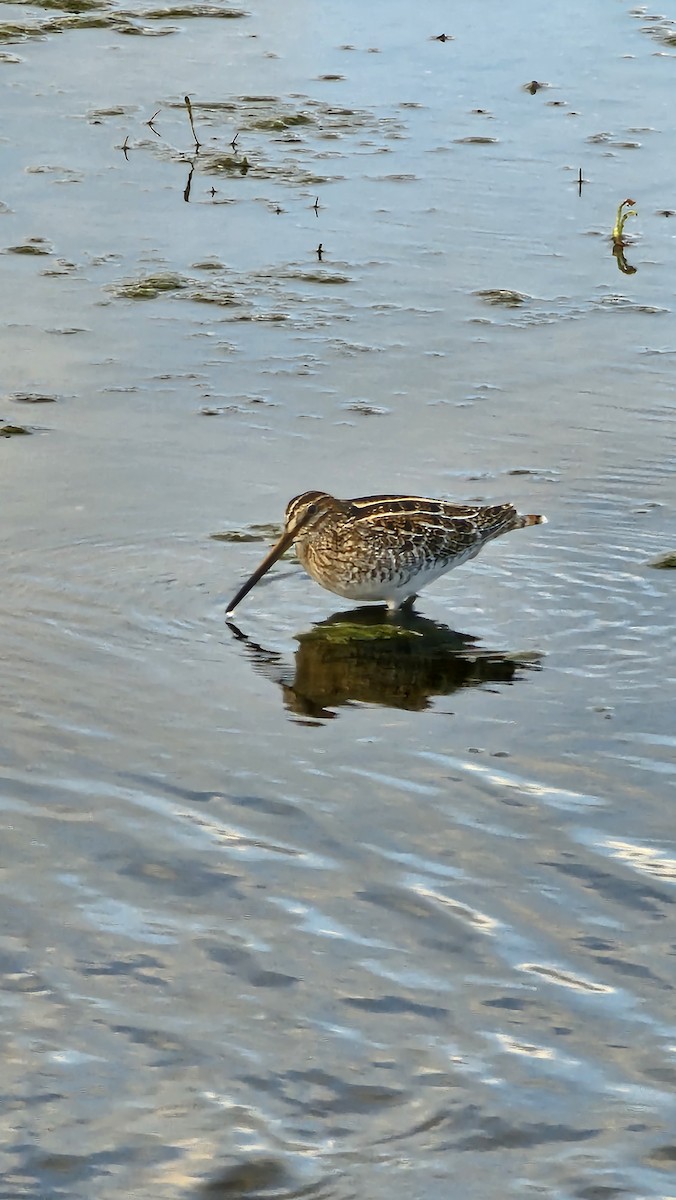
xmin=227 ymin=605 xmax=540 ymax=720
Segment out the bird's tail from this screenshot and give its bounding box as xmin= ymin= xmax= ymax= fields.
xmin=518 ymin=511 xmax=549 ymax=525
xmin=516 ymin=512 xmax=547 ymax=528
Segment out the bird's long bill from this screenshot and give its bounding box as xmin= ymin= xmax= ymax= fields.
xmin=226 ymin=526 xmax=297 ymax=616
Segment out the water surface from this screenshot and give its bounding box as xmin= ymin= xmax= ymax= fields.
xmin=1 ymin=2 xmax=676 ymax=1197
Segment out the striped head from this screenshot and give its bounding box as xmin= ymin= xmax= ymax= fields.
xmin=284 ymin=491 xmax=337 ymax=540
xmin=226 ymin=490 xmax=337 ymax=617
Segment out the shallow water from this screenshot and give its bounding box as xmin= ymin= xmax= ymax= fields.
xmin=1 ymin=1 xmax=676 ymax=1197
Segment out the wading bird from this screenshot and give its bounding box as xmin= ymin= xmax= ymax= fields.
xmin=226 ymin=490 xmax=546 ymax=616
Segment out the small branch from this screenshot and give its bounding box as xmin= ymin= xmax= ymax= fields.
xmin=146 ymin=110 xmax=161 ymax=137
xmin=184 ymin=94 xmax=201 ymax=150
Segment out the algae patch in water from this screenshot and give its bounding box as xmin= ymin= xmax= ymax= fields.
xmin=1 ymin=423 xmax=31 ymax=436
xmin=342 ymin=401 xmax=390 ymax=416
xmin=5 ymin=237 xmax=52 ymax=255
xmin=298 ymin=622 xmax=418 ymax=645
xmin=475 ymin=289 xmax=529 ymax=307
xmin=454 ymin=136 xmax=498 ymax=145
xmin=211 ymin=523 xmax=282 ymax=543
xmin=142 ymin=5 xmax=248 ymax=18
xmin=201 ymin=153 xmax=250 ymax=174
xmin=108 ymin=272 xmax=189 ymax=299
xmin=6 ymin=392 xmax=57 ymax=403
xmin=23 ymin=1 xmax=108 ymax=12
xmin=247 ymin=112 xmax=314 ymax=132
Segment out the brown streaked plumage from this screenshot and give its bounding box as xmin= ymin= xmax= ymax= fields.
xmin=225 ymin=490 xmax=547 ymax=616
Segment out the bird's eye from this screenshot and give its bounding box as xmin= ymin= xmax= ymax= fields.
xmin=306 ymin=502 xmax=318 ymax=517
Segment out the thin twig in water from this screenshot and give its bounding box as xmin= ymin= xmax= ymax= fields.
xmin=184 ymin=95 xmax=201 ymax=150
xmin=146 ymin=110 xmax=161 ymax=137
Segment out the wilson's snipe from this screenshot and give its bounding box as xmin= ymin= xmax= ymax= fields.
xmin=226 ymin=490 xmax=546 ymax=615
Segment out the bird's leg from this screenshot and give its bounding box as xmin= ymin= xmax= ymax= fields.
xmin=386 ymin=593 xmax=418 ymax=618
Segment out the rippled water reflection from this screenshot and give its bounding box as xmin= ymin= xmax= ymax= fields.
xmin=1 ymin=0 xmax=676 ymax=1196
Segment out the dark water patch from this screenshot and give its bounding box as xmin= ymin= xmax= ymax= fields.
xmin=453 ymin=136 xmax=499 ymax=145
xmin=204 ymin=942 xmax=298 ymax=989
xmin=574 ymin=1186 xmax=630 ymax=1198
xmin=198 ymin=1157 xmax=309 ymax=1198
xmin=229 ymin=793 xmax=301 ymax=818
xmin=118 ymin=854 xmax=243 ymax=898
xmin=543 ymin=857 xmax=674 ymax=917
xmin=358 ymin=882 xmax=453 ymax=924
xmin=19 ymin=1147 xmax=130 ymax=1198
xmin=645 ymin=1143 xmax=676 ymax=1167
xmin=342 ymin=993 xmax=448 ymax=1020
xmin=279 ymin=1069 xmax=407 ymax=1116
xmin=454 ymin=1116 xmax=598 ymax=1152
xmin=110 ymin=1022 xmax=185 ymax=1053
xmin=80 ymin=950 xmax=166 ymax=979
xmin=577 ymin=945 xmax=670 ymax=991
xmin=483 ymin=994 xmax=527 ymax=1011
